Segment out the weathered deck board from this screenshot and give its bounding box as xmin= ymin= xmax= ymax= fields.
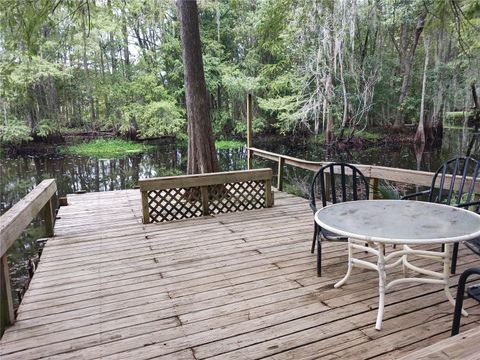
xmin=1 ymin=189 xmax=479 ymax=359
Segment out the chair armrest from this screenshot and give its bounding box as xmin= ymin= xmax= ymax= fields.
xmin=401 ymin=189 xmax=430 ymax=200
xmin=465 ymin=238 xmax=480 ymax=256
xmin=454 ymin=201 xmax=480 ymax=210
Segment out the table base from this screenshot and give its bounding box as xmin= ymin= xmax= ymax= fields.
xmin=334 ymin=239 xmax=467 ymax=330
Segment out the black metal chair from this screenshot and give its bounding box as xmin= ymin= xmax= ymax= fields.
xmin=402 ymin=156 xmax=480 ymax=274
xmin=310 ymin=162 xmax=369 ymax=276
xmin=451 ymin=267 xmax=480 ymax=336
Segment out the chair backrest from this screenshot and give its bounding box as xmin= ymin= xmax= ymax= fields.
xmin=428 ymin=157 xmax=480 ymax=208
xmin=310 ymin=162 xmax=369 ymax=212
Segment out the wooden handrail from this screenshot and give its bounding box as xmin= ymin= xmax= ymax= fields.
xmin=0 ymin=179 xmax=57 ymax=333
xmin=248 ymin=147 xmax=480 ymax=194
xmin=138 ymin=169 xmax=273 ymax=192
xmin=244 ymin=95 xmax=479 ymax=194
xmin=139 ymin=169 xmax=273 ymax=223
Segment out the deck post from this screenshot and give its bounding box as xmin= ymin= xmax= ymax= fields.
xmin=0 ymin=255 xmax=15 ymax=334
xmin=141 ymin=191 xmax=150 ymax=224
xmin=369 ymin=178 xmax=378 ymax=200
xmin=200 ymin=186 xmax=210 ymax=215
xmin=43 ymin=199 xmax=55 ymax=237
xmin=247 ymin=94 xmax=253 ymax=170
xmin=277 ymin=157 xmax=285 ymax=191
xmin=324 ymin=172 xmax=331 ymax=203
xmin=265 ymin=179 xmax=273 ymax=207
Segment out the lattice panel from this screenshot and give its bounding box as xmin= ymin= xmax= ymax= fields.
xmin=208 ymin=181 xmax=266 ymax=214
xmin=147 ymin=187 xmax=203 ymax=223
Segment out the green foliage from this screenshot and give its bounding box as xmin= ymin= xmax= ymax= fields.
xmin=0 ymin=0 xmax=478 ymax=144
xmin=108 ymin=73 xmax=185 ymax=138
xmin=376 ymin=182 xmax=401 ymax=200
xmin=211 ymin=109 xmax=231 ymax=136
xmin=2 ymin=55 xmax=69 ymax=93
xmin=221 ymin=66 xmax=260 ymax=96
xmin=0 ymin=117 xmax=32 ymax=144
xmin=233 ymin=115 xmax=267 ymax=135
xmin=257 ymin=95 xmax=300 ymax=134
xmin=283 ymin=183 xmax=308 ymax=198
xmin=34 ymin=119 xmax=60 ymax=138
xmin=356 ymin=131 xmax=381 ymax=141
xmin=153 ymin=166 xmax=184 ymax=177
xmin=445 ymin=111 xmax=475 ymax=125
xmin=62 ymin=139 xmax=154 ymax=159
xmin=123 ymin=100 xmax=184 ymax=139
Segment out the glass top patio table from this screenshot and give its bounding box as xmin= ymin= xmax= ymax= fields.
xmin=315 ymin=199 xmax=480 ymax=330
xmin=315 ymin=200 xmax=480 ymax=245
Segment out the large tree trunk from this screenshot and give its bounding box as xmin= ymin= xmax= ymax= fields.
xmin=121 ymin=0 xmax=130 ymax=79
xmin=324 ymin=1 xmax=335 ymax=144
xmin=177 ymin=0 xmax=219 ymax=174
xmin=466 ymin=82 xmax=480 ymax=156
xmin=394 ymin=13 xmax=426 ymax=129
xmin=107 ymin=0 xmax=116 ymax=73
xmin=415 ymin=36 xmax=429 ymax=144
xmin=81 ymin=7 xmax=96 ymax=130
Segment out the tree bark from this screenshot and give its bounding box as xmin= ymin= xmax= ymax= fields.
xmin=81 ymin=7 xmax=96 ymax=129
xmin=107 ymin=0 xmax=116 ymax=72
xmin=394 ymin=13 xmax=426 ymax=129
xmin=415 ymin=36 xmax=429 ymax=144
xmin=324 ymin=1 xmax=335 ymax=144
xmin=177 ymin=0 xmax=219 ymax=174
xmin=121 ymin=0 xmax=130 ymax=80
xmin=466 ymin=82 xmax=480 ymax=156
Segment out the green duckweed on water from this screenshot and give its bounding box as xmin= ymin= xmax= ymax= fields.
xmin=62 ymin=139 xmax=154 ymax=158
xmin=215 ymin=140 xmax=245 ymax=150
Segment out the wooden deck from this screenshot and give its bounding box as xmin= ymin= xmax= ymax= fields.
xmin=1 ymin=189 xmax=479 ymax=359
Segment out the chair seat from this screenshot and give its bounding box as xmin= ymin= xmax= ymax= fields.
xmin=465 ymin=238 xmax=480 ymax=256
xmin=467 ymin=284 xmax=480 ymax=302
xmin=320 ymin=228 xmax=348 ymax=241
xmin=464 ymin=238 xmax=480 ymax=302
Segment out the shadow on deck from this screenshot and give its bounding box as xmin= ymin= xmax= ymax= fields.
xmin=1 ymin=190 xmax=479 ymax=359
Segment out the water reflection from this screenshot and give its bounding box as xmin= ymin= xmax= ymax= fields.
xmin=2 ymin=130 xmax=480 ymax=214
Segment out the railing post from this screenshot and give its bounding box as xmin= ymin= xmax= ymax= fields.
xmin=43 ymin=199 xmax=55 ymax=237
xmin=265 ymin=179 xmax=273 ymax=207
xmin=369 ymin=178 xmax=378 ymax=200
xmin=141 ymin=191 xmax=150 ymax=224
xmin=324 ymin=172 xmax=331 ymax=203
xmin=0 ymin=255 xmax=14 ymax=335
xmin=247 ymin=94 xmax=253 ymax=170
xmin=277 ymin=157 xmax=285 ymax=191
xmin=200 ymin=186 xmax=210 ymax=215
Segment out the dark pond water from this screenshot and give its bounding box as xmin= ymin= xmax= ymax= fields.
xmin=1 ymin=128 xmax=478 ymax=306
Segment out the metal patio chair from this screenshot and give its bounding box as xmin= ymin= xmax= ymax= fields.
xmin=402 ymin=156 xmax=480 ymax=274
xmin=451 ymin=266 xmax=480 ymax=336
xmin=310 ymin=162 xmax=369 ymax=276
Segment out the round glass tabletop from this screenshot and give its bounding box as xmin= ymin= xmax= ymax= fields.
xmin=315 ymin=200 xmax=480 ymax=244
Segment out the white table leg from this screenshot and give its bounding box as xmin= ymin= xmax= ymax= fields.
xmin=334 ymin=238 xmax=354 ymax=288
xmin=375 ymin=243 xmax=386 ymax=331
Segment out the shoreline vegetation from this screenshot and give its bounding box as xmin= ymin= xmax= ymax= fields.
xmin=60 ymin=139 xmax=155 ymax=158
xmin=57 ymin=138 xmax=246 ymax=159
xmin=0 ymin=123 xmax=474 ymax=160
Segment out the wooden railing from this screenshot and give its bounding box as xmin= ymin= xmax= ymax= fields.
xmin=245 ymin=94 xmax=480 ymax=196
xmin=248 ymin=147 xmax=480 ymax=197
xmin=139 ymin=169 xmax=273 ymax=223
xmin=0 ymin=179 xmax=57 ymax=334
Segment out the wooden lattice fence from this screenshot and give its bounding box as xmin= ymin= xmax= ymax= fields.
xmin=138 ymin=169 xmax=273 ymax=223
